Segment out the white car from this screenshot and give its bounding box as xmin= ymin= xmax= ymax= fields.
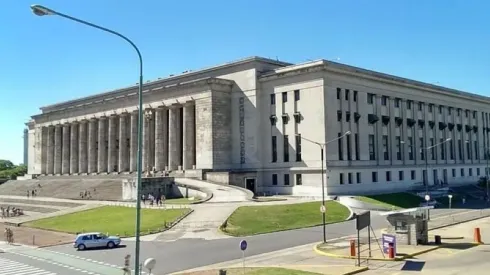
xmin=73 ymin=232 xmax=121 ymax=250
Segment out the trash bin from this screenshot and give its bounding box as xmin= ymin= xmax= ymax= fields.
xmin=434 ymin=235 xmax=441 ymax=245
xmin=219 ymin=269 xmax=227 ymax=275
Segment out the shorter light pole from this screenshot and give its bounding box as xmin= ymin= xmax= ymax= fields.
xmin=301 ymin=131 xmax=351 ymax=243
xmin=448 ymin=194 xmax=453 ymax=209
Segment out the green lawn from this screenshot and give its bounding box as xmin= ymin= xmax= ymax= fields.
xmin=183 ymin=267 xmax=320 ymax=275
xmin=222 ymin=201 xmax=350 ymax=237
xmin=25 ymin=206 xmax=189 ymax=237
xmin=356 ymin=192 xmax=424 ymax=210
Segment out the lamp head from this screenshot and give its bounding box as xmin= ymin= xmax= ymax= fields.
xmin=445 ymin=137 xmax=452 ymax=141
xmin=344 ymin=131 xmax=351 ymax=135
xmin=31 ymin=4 xmax=54 ymax=16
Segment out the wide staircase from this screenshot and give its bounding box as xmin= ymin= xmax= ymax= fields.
xmin=0 ymin=176 xmax=125 ymax=201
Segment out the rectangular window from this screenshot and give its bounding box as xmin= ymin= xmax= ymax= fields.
xmin=399 ymin=171 xmax=404 ymax=181
xmin=461 ymin=168 xmax=465 ymax=177
xmin=340 ymin=173 xmax=344 ymax=185
xmin=383 ymin=135 xmax=389 ymax=160
xmin=418 ymin=102 xmax=423 ymax=111
xmin=448 ymin=107 xmax=452 ymax=115
xmin=338 ymin=133 xmax=343 ymax=160
xmin=474 ymin=141 xmax=478 ymax=159
xmin=452 ymin=169 xmax=456 ymax=177
xmin=294 ymin=90 xmax=300 ymax=101
xmin=283 ymin=135 xmax=289 ymax=162
xmin=440 ymin=138 xmax=445 ymax=160
xmin=369 ymin=134 xmax=376 ymax=160
xmin=367 ymin=93 xmax=374 ymax=104
xmin=356 ymin=172 xmax=361 ymax=183
xmin=407 ymin=100 xmax=412 ymax=110
xmin=466 ymin=141 xmax=471 ymax=160
xmin=381 ymin=96 xmax=388 ymax=106
xmin=337 ymin=88 xmax=341 ymax=99
xmin=272 ymin=174 xmax=278 ymax=185
xmin=408 ymin=137 xmax=414 ymax=160
xmin=420 ymin=138 xmax=425 ymax=160
xmin=386 ymin=171 xmax=391 ymax=182
xmin=348 ymin=173 xmax=353 ymax=184
xmin=282 ymin=92 xmax=287 ymax=103
xmin=284 ymin=174 xmax=290 ymax=185
xmin=395 ymin=98 xmax=400 ymax=107
xmin=346 ymin=134 xmax=352 ymax=161
xmin=411 ymin=170 xmax=416 ymax=180
xmin=271 ymin=136 xmax=277 ymax=162
xmin=458 ymin=140 xmax=463 ymax=160
xmin=345 ymin=89 xmax=350 ymax=100
xmin=296 ymin=174 xmax=302 ymax=185
xmin=450 ymin=140 xmax=454 ymax=160
xmin=439 ymin=105 xmax=443 ymax=114
xmin=477 ymin=168 xmax=481 ymax=176
xmin=396 ymin=136 xmax=402 ymax=160
xmin=353 ymin=91 xmax=358 ymax=102
xmin=355 ymin=134 xmax=360 ymax=160
xmin=469 ymin=168 xmax=473 ymax=177
xmin=295 ymin=135 xmax=302 ymax=162
xmin=430 ymin=138 xmax=435 ymax=160
xmin=372 ymin=172 xmax=378 ymax=183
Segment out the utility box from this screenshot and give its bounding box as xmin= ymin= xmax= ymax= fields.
xmin=380 ymin=206 xmax=432 ymax=245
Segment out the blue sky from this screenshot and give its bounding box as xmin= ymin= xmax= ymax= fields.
xmin=1 ymin=0 xmax=489 ymax=165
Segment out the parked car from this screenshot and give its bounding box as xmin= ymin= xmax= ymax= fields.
xmin=73 ymin=232 xmax=121 ymax=250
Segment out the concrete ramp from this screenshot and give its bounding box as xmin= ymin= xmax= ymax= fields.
xmin=174 ymin=178 xmax=250 ymax=202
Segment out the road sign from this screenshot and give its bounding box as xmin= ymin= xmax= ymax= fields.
xmin=320 ymin=205 xmax=326 ymax=213
xmin=240 ymin=240 xmax=247 ymax=251
xmin=356 ymin=211 xmax=371 ymax=231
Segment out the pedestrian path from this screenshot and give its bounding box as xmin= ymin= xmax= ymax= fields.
xmin=0 ymin=257 xmax=56 ymax=275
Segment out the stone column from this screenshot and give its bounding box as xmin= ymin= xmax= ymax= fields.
xmin=129 ymin=111 xmax=138 ymax=172
xmin=98 ymin=117 xmax=108 ymax=173
xmin=168 ymin=106 xmax=182 ymax=170
xmin=78 ymin=120 xmax=88 ymax=174
xmin=88 ymin=118 xmax=98 ymax=173
xmin=46 ymin=126 xmax=55 ymax=175
xmin=69 ymin=122 xmax=79 ymax=174
xmin=119 ymin=113 xmax=129 ymax=172
xmin=54 ymin=125 xmax=62 ymax=174
xmin=154 ymin=107 xmax=168 ymax=171
xmin=41 ymin=127 xmax=48 ymax=174
xmin=183 ymin=103 xmax=196 ymax=169
xmin=61 ymin=123 xmax=71 ymax=174
xmin=107 ymin=115 xmax=118 ymax=173
xmin=142 ymin=110 xmax=152 ymax=172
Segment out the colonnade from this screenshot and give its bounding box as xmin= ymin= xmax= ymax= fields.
xmin=39 ymin=103 xmax=196 ymax=175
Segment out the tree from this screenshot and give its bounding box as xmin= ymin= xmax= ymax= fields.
xmin=0 ymin=160 xmax=14 ymax=171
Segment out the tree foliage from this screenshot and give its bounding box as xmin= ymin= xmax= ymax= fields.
xmin=0 ymin=159 xmax=27 ymax=180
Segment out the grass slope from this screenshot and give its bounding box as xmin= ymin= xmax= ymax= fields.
xmin=357 ymin=192 xmax=424 ymax=210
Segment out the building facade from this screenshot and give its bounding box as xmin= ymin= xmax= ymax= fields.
xmin=26 ymin=57 xmax=490 ymax=196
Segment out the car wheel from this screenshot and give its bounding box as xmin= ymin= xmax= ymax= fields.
xmin=107 ymin=242 xmax=115 ymax=249
xmin=77 ymin=244 xmax=86 ymax=251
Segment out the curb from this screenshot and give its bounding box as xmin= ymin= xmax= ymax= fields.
xmin=313 ymin=242 xmax=441 ymax=262
xmin=343 ymin=267 xmax=369 ymax=275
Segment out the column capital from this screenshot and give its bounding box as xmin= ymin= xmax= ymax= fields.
xmin=71 ymin=121 xmax=79 ymax=125
xmin=155 ymin=105 xmax=166 ymax=111
xmin=183 ymin=101 xmax=195 ymax=107
xmin=168 ymin=104 xmax=181 ymax=109
xmin=98 ymin=116 xmax=107 ymax=120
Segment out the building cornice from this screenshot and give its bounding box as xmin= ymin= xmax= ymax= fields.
xmin=32 ymin=77 xmax=234 ymax=119
xmin=259 ymin=59 xmax=490 ymax=105
xmin=40 ymin=56 xmax=290 ymax=113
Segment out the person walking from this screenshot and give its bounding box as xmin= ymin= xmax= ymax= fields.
xmin=122 ymin=254 xmax=131 ymax=275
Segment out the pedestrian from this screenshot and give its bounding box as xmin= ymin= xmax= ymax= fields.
xmin=27 ymin=190 xmax=29 ymax=199
xmin=122 ymin=254 xmax=131 ymax=275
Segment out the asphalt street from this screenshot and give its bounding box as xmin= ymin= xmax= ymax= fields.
xmin=45 ymin=213 xmax=389 ymax=274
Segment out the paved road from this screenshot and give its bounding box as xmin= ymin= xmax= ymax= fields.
xmin=45 ymin=213 xmax=389 ymax=274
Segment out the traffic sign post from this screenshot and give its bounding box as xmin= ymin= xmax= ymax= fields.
xmin=239 ymin=240 xmax=247 ymax=275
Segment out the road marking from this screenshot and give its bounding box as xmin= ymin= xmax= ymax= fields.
xmin=0 ymin=257 xmax=57 ymax=275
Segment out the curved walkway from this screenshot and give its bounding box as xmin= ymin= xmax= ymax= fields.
xmin=174 ymin=178 xmax=250 ymax=202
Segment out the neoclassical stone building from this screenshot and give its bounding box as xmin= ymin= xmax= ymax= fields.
xmin=26 ymin=56 xmax=490 ymax=196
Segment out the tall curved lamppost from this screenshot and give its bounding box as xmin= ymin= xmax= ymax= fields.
xmin=30 ymin=5 xmax=145 ymax=275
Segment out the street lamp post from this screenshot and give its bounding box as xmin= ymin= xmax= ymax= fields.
xmin=421 ymin=138 xmax=452 ymax=197
xmin=301 ymin=131 xmax=351 ymax=243
xmin=144 ymin=109 xmax=153 ymax=177
xmin=30 ymin=5 xmax=145 ymax=275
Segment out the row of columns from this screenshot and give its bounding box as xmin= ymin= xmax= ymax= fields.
xmin=41 ymin=103 xmax=196 ymax=175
